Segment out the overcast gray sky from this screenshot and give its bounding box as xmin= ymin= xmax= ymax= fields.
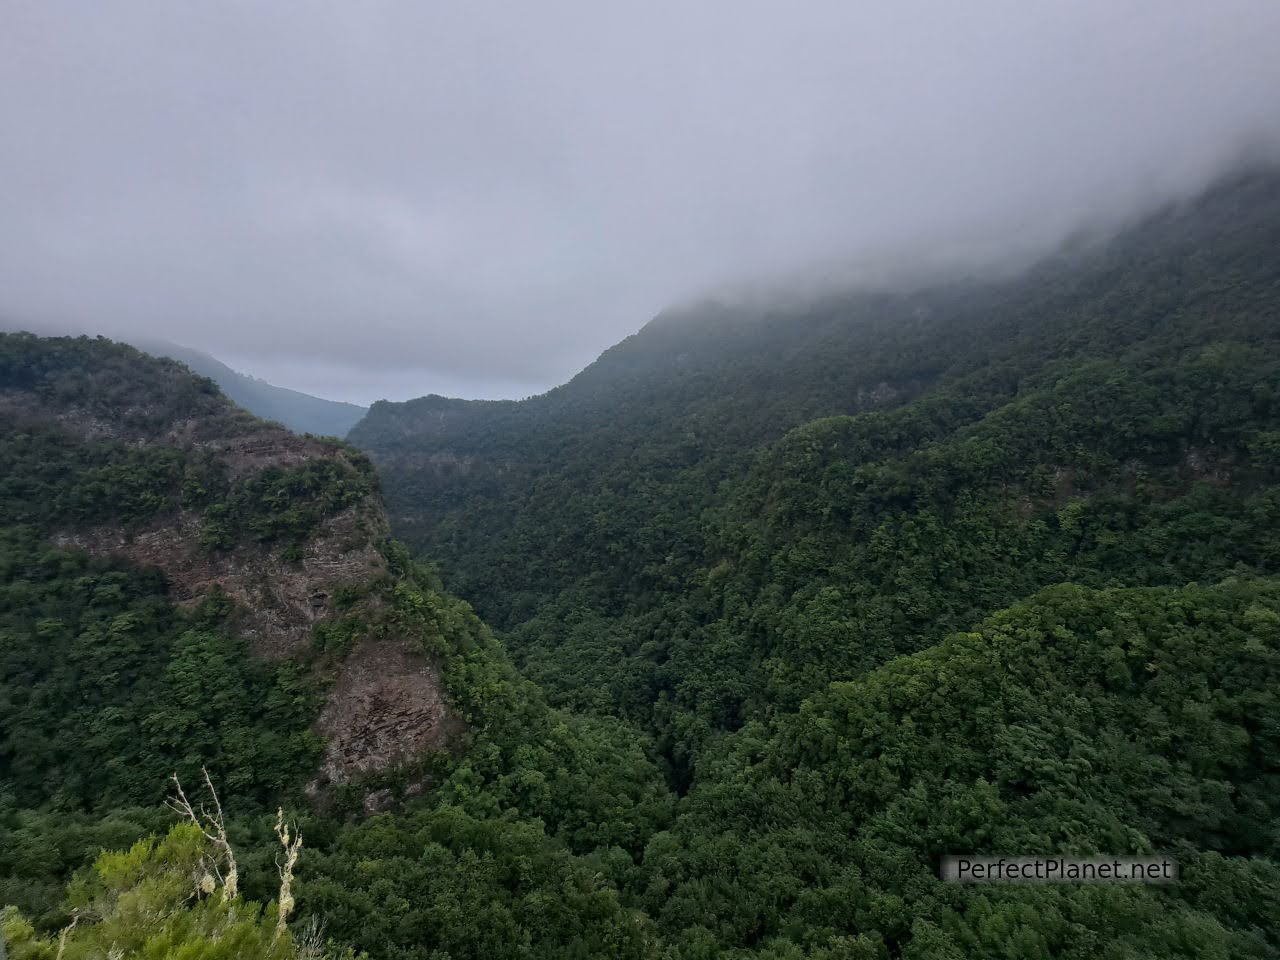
xmin=3 ymin=1 xmax=1280 ymax=404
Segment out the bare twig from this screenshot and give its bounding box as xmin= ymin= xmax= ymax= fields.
xmin=54 ymin=913 xmax=79 ymax=960
xmin=293 ymin=915 xmax=328 ymax=960
xmin=166 ymin=768 xmax=239 ymax=901
xmin=273 ymin=808 xmax=303 ymax=941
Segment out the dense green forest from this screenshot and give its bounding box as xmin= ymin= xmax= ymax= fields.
xmin=3 ymin=167 xmax=1280 ymax=958
xmin=354 ymin=169 xmax=1280 ymax=761
xmin=352 ymin=169 xmax=1280 ymax=631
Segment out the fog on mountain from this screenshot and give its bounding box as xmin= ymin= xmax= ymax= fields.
xmin=2 ymin=0 xmax=1280 ymax=401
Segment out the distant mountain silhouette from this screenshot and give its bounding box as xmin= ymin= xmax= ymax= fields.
xmin=137 ymin=340 xmax=367 ymax=438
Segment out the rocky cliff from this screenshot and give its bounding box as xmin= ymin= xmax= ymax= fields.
xmin=0 ymin=332 xmax=463 ymax=793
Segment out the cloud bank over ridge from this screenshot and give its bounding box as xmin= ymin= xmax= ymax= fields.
xmin=2 ymin=1 xmax=1279 ymax=402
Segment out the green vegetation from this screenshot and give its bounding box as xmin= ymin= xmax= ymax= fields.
xmin=5 ymin=170 xmax=1280 ymax=958
xmin=339 ymin=167 xmax=1280 ymax=955
xmin=352 ymin=169 xmax=1280 ymax=634
xmin=0 ymin=528 xmax=322 ymax=809
xmin=299 ymin=806 xmax=659 ymax=960
xmin=201 ymin=458 xmax=378 ymax=551
xmin=356 ymin=171 xmax=1280 ymax=757
xmin=7 ymin=577 xmax=1278 ymax=958
xmin=0 ymin=333 xmax=679 ymax=956
xmin=0 ymin=804 xmax=168 ymax=931
xmin=0 ymin=423 xmax=217 ymax=528
xmin=633 ymin=579 xmax=1280 ymax=956
xmin=0 ymin=332 xmax=377 ymax=551
xmin=2 ymin=821 xmax=347 ymax=960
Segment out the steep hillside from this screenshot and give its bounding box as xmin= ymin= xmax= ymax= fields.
xmin=318 ymin=170 xmax=1280 ymax=958
xmin=0 ymin=333 xmax=467 ymax=807
xmin=351 ymin=168 xmax=1280 ymax=742
xmin=136 ymin=340 xmax=368 ymax=438
xmin=353 ymin=169 xmax=1280 ymax=616
xmin=629 ymin=578 xmax=1280 ymax=957
xmin=0 ymin=333 xmax=677 ymax=957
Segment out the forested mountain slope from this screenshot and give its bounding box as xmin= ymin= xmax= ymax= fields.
xmin=0 ymin=333 xmax=676 ymax=956
xmin=0 ymin=333 xmax=470 ymax=806
xmin=635 ymin=578 xmax=1280 ymax=958
xmin=351 ymin=167 xmax=1280 ymax=752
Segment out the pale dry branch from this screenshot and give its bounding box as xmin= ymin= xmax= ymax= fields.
xmin=293 ymin=913 xmax=327 ymax=959
xmin=54 ymin=913 xmax=79 ymax=960
xmin=273 ymin=808 xmax=303 ymax=941
xmin=166 ymin=767 xmax=239 ymax=901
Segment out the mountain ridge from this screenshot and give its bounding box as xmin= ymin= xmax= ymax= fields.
xmin=135 ymin=339 xmax=368 ymax=438
xmin=350 ymin=165 xmax=1280 ymax=631
xmin=0 ymin=332 xmax=469 ymax=805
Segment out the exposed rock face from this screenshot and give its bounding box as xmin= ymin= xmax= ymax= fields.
xmin=20 ymin=373 xmax=390 ymax=657
xmin=1182 ymin=444 xmax=1234 ymax=485
xmin=4 ymin=339 xmax=465 ymax=793
xmin=47 ymin=474 xmax=464 ymax=785
xmin=855 ymin=381 xmax=902 ymax=407
xmin=313 ymin=637 xmax=463 ymax=784
xmin=209 ymin=430 xmax=359 ymax=480
xmin=48 ymin=473 xmax=465 ymax=784
xmin=51 ymin=503 xmax=388 ymax=659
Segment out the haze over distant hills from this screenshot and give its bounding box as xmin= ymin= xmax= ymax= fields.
xmin=136 ymin=340 xmax=367 ymax=438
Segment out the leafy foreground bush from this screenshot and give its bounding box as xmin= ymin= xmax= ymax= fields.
xmin=2 ymin=817 xmax=357 ymax=960
xmin=6 ymin=825 xmax=274 ymax=959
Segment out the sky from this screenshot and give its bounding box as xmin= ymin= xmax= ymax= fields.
xmin=2 ymin=1 xmax=1280 ymax=405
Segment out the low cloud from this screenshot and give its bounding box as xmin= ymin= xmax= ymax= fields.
xmin=2 ymin=1 xmax=1279 ymax=403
